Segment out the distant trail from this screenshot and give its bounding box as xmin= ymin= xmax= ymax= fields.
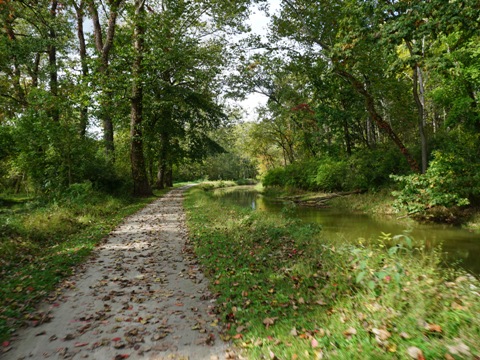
xmin=3 ymin=187 xmax=236 ymax=360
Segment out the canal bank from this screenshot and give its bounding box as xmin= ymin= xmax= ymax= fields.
xmin=213 ymin=185 xmax=480 ymax=276
xmin=184 ymin=184 xmax=480 ymax=359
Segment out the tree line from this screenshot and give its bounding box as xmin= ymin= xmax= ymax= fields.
xmin=230 ymin=0 xmax=479 ymax=220
xmin=1 ymin=0 xmax=479 ymax=218
xmin=0 ymin=0 xmax=260 ymax=196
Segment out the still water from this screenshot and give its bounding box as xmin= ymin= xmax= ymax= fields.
xmin=213 ymin=186 xmax=480 ymax=276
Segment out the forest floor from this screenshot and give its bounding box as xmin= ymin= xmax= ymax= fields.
xmin=2 ymin=186 xmax=237 ymax=360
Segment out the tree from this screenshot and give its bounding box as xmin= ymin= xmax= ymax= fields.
xmin=87 ymin=0 xmax=125 ymax=158
xmin=129 ymin=0 xmax=152 ymax=196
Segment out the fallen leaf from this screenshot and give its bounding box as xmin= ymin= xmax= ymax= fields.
xmin=269 ymin=349 xmax=278 ymax=359
xmin=263 ymin=317 xmax=276 ymax=328
xmin=451 ymin=302 xmax=465 ymax=310
xmin=232 ymin=334 xmax=243 ymax=339
xmin=425 ymin=323 xmax=442 ymax=333
xmin=447 ymin=341 xmax=471 ymax=356
xmin=74 ymin=342 xmax=89 ymax=347
xmin=236 ymin=325 xmax=246 ymax=333
xmin=400 ymin=332 xmax=410 ymax=339
xmin=387 ymin=343 xmax=397 ymax=353
xmin=114 ymin=355 xmax=129 ymax=360
xmin=63 ymin=333 xmax=75 ymax=340
xmin=343 ymin=327 xmax=357 ymax=338
xmin=371 ymin=328 xmax=391 ymax=341
xmin=407 ymin=346 xmax=425 ymax=360
xmin=298 ymin=297 xmax=305 ymax=304
xmin=315 ymin=349 xmax=324 ymax=359
xmin=444 ymin=354 xmax=455 ymax=360
xmin=311 ymin=338 xmax=319 ymax=348
xmin=2 ymin=341 xmax=10 ymax=347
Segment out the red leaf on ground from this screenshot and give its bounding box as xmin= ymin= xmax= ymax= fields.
xmin=74 ymin=342 xmax=89 ymax=347
xmin=112 ymin=337 xmax=122 ymax=342
xmin=2 ymin=341 xmax=10 ymax=347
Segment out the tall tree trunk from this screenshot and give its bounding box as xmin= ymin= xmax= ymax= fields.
xmin=156 ymin=132 xmax=169 ymax=189
xmin=166 ymin=166 xmax=173 ymax=187
xmin=48 ymin=0 xmax=59 ymax=122
xmin=87 ymin=0 xmax=124 ymax=158
xmin=336 ymin=68 xmax=420 ymax=172
xmin=73 ymin=0 xmax=89 ymax=136
xmin=28 ymin=53 xmax=41 ymax=88
xmin=406 ymin=41 xmax=428 ymax=173
xmin=130 ymin=0 xmax=152 ymax=196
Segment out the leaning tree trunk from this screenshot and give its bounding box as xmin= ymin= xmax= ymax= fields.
xmin=336 ymin=68 xmax=420 ymax=173
xmin=130 ymin=0 xmax=152 ymax=197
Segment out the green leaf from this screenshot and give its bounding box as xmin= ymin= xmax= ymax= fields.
xmin=367 ymin=281 xmax=376 ymax=290
xmin=375 ymin=271 xmax=387 ymax=280
xmin=356 ymin=271 xmax=367 ymax=284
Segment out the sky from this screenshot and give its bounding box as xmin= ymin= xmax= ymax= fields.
xmin=237 ymin=0 xmax=281 ymax=122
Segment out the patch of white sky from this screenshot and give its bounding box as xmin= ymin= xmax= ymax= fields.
xmin=234 ymin=0 xmax=281 ymax=122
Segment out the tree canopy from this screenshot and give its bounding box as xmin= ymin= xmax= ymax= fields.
xmin=1 ymin=0 xmax=479 ymax=217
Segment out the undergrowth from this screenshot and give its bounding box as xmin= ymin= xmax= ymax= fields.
xmin=184 ymin=185 xmax=480 ymax=359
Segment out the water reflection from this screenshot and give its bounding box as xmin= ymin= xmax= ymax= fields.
xmin=213 ymin=186 xmax=480 ymax=276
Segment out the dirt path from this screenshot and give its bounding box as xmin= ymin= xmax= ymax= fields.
xmin=3 ymin=187 xmax=236 ymax=360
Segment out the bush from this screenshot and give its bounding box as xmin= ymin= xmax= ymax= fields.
xmin=262 ymin=161 xmax=318 ymax=190
xmin=349 ymin=147 xmax=411 ymax=191
xmin=313 ymin=158 xmax=349 ymax=191
xmin=262 ymin=147 xmax=414 ymax=193
xmin=392 ymin=131 xmax=480 ymax=220
xmin=262 ymin=166 xmax=287 ymax=187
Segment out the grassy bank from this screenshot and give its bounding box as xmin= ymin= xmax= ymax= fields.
xmin=0 ymin=185 xmax=168 ymax=341
xmin=184 ymin=185 xmax=480 ymax=359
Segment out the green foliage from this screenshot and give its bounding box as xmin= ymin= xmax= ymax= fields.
xmin=314 ymin=158 xmax=350 ymax=191
xmin=392 ymin=131 xmax=480 ymax=220
xmin=348 ymin=147 xmax=411 ymax=191
xmin=262 ymin=160 xmax=318 ymax=190
xmin=263 ymin=148 xmax=409 ymax=192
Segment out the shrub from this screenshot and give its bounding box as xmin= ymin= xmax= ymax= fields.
xmin=262 ymin=166 xmax=287 ymax=187
xmin=392 ymin=131 xmax=480 ymax=220
xmin=313 ymin=158 xmax=349 ymax=191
